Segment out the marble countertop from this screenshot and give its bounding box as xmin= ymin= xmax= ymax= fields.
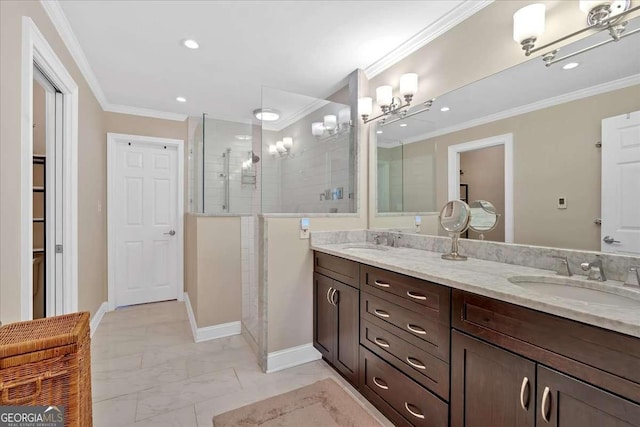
xmin=311 ymin=242 xmax=640 ymax=339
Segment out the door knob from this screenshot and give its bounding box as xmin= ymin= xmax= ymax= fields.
xmin=602 ymin=235 xmax=620 ymax=244
xmin=164 ymin=230 xmax=176 ymax=236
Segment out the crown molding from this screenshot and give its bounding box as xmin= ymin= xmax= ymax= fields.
xmin=364 ymin=0 xmax=494 ymax=79
xmin=402 ymin=73 xmax=640 ymax=145
xmin=105 ymin=104 xmax=188 ymax=122
xmin=40 ymin=0 xmax=187 ymax=122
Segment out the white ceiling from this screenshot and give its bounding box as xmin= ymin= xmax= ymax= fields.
xmin=56 ymin=0 xmax=484 ymax=122
xmin=378 ymin=17 xmax=640 ymax=146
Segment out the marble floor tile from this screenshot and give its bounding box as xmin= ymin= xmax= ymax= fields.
xmin=91 ymin=300 xmax=391 ymax=427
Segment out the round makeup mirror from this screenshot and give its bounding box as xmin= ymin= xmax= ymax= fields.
xmin=468 ymin=200 xmax=500 ymax=239
xmin=439 ymin=200 xmax=470 ymax=261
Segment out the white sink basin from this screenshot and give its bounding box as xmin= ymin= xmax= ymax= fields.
xmin=508 ymin=275 xmax=640 ymax=308
xmin=342 ymin=244 xmax=390 ymax=252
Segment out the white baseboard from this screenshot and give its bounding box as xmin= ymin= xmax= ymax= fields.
xmin=184 ymin=292 xmax=241 ymax=343
xmin=266 ymin=343 xmax=322 ymax=373
xmin=90 ymin=301 xmax=108 ymax=338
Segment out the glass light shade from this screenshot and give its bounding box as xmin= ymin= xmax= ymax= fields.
xmin=282 ymin=137 xmax=293 ymax=150
xmin=268 ymin=144 xmax=277 ymax=155
xmin=579 ymin=0 xmax=609 ymax=12
xmin=324 ymin=115 xmax=337 ymax=131
xmin=399 ymin=73 xmax=418 ymax=97
xmin=358 ymin=97 xmax=373 ymax=116
xmin=338 ymin=108 xmax=350 ymax=124
xmin=376 ymin=85 xmax=393 ymax=107
xmin=276 ymin=141 xmax=286 ymax=153
xmin=513 ymin=4 xmax=546 ymax=43
xmin=311 ymin=122 xmax=324 ymax=136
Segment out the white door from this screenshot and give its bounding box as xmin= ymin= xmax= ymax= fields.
xmin=601 ymin=110 xmax=640 ymax=255
xmin=112 ymin=139 xmax=179 ymax=307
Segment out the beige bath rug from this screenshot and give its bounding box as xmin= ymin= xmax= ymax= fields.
xmin=212 ymin=378 xmax=382 ymax=426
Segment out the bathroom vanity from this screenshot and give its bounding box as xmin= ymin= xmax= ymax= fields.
xmin=311 ymin=240 xmax=640 ymax=427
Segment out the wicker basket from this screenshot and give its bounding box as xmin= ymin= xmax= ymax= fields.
xmin=0 ymin=312 xmax=92 ymax=427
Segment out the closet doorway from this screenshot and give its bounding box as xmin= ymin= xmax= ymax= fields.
xmin=32 ymin=67 xmax=63 ymax=319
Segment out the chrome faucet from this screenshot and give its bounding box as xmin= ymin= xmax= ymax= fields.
xmin=624 ymin=266 xmax=640 ymax=288
xmin=390 ymin=235 xmax=401 ymax=248
xmin=551 ymin=256 xmax=572 ymax=277
xmin=580 ymin=257 xmax=606 ymax=281
xmin=373 ymin=234 xmax=387 ymax=245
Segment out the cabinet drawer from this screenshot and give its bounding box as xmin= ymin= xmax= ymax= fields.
xmin=362 ymin=292 xmax=450 ymax=361
xmin=361 ymin=319 xmax=449 ymax=401
xmin=361 ymin=265 xmax=450 ymax=325
xmin=360 ymin=346 xmax=448 ymax=427
xmin=453 ymin=290 xmax=640 ymax=403
xmin=314 ymin=251 xmax=359 ymax=288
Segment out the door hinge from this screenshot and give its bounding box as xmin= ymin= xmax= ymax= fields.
xmin=55 ymin=244 xmax=63 ymax=254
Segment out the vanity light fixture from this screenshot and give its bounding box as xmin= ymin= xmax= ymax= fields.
xmin=176 ymin=96 xmax=186 ymax=103
xmin=513 ymin=1 xmax=640 ymax=67
xmin=183 ymin=39 xmax=199 ymax=49
xmin=359 ymin=73 xmax=435 ymax=126
xmin=311 ymin=108 xmax=352 ymax=142
xmin=268 ymin=137 xmax=293 ymax=158
xmin=254 ymin=108 xmax=280 ymax=122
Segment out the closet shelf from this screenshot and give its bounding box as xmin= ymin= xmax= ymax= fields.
xmin=33 ymin=186 xmax=45 ymax=192
xmin=33 ymin=218 xmax=45 ymax=223
xmin=33 ymin=248 xmax=44 ymax=254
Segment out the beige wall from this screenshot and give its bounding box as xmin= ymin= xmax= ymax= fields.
xmin=185 ymin=215 xmax=242 ymax=328
xmin=425 ymin=85 xmax=640 ymax=251
xmin=460 ymin=145 xmax=505 ymax=242
xmin=1 ymin=0 xmax=106 ymax=323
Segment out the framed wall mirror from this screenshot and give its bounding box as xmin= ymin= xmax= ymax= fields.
xmin=371 ymin=15 xmax=640 ymax=253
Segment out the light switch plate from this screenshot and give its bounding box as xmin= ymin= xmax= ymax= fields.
xmin=300 ymin=218 xmax=310 ymax=239
xmin=300 ymin=229 xmax=310 ymax=239
xmin=558 ymin=197 xmax=567 ymax=209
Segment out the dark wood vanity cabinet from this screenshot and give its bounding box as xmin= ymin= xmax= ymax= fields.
xmin=313 ymin=253 xmax=360 ymax=386
xmin=313 ymin=251 xmax=640 ymax=427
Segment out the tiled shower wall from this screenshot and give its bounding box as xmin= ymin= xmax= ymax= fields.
xmin=241 ymin=216 xmax=260 ymax=346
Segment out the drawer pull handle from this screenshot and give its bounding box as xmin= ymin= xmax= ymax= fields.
xmin=374 ymin=337 xmax=390 ymax=348
xmin=330 ymin=288 xmax=339 ymax=305
xmin=404 ymin=402 xmax=425 ymax=419
xmin=541 ymin=386 xmax=551 ymax=423
xmin=0 ymin=370 xmax=66 ymax=405
xmin=406 ymin=291 xmax=427 ymax=300
xmin=373 ymin=280 xmax=390 ymax=288
xmin=374 ymin=309 xmax=390 ymax=318
xmin=406 ymin=324 xmax=427 ymax=335
xmin=520 ymin=376 xmax=530 ymax=410
xmin=326 ymin=287 xmax=333 ymax=305
xmin=372 ymin=377 xmax=389 ymax=390
xmin=406 ymin=357 xmax=426 ymax=370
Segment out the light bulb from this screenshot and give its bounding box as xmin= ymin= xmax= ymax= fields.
xmin=268 ymin=144 xmax=277 ymax=155
xmin=312 ymin=122 xmax=324 ymax=137
xmin=338 ymin=108 xmax=350 ymax=124
xmin=282 ymin=137 xmax=293 ymax=150
xmin=358 ymin=97 xmax=373 ymax=116
xmin=376 ymin=85 xmax=393 ymax=107
xmin=513 ymin=4 xmax=546 ymax=43
xmin=399 ymin=73 xmax=418 ymax=97
xmin=276 ymin=141 xmax=286 ymax=153
xmin=324 ymin=115 xmax=337 ymax=131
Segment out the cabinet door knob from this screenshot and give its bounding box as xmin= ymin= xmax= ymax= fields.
xmin=520 ymin=376 xmax=530 ymax=410
xmin=373 ymin=280 xmax=390 ymax=288
xmin=541 ymin=386 xmax=551 ymax=423
xmin=372 ymin=376 xmax=388 ymax=390
xmin=374 ymin=337 xmax=390 ymax=348
xmin=406 ymin=324 xmax=427 ymax=335
xmin=374 ymin=309 xmax=390 ymax=318
xmin=406 ymin=291 xmax=427 ymax=300
xmin=330 ymin=288 xmax=338 ymax=305
xmin=406 ymin=357 xmax=426 ymax=370
xmin=404 ymin=402 xmax=425 ymax=420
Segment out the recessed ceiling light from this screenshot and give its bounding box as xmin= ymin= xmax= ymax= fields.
xmin=399 ymin=123 xmax=408 ymax=127
xmin=440 ymin=106 xmax=451 ymax=112
xmin=176 ymin=96 xmax=186 ymax=103
xmin=235 ymin=135 xmax=252 ymax=141
xmin=183 ymin=39 xmax=199 ymax=49
xmin=254 ymin=108 xmax=280 ymax=122
xmin=562 ymin=62 xmax=580 ymax=70
xmin=376 ymin=130 xmax=383 ymax=134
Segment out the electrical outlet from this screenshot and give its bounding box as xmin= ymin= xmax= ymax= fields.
xmin=558 ymin=197 xmax=567 ymax=209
